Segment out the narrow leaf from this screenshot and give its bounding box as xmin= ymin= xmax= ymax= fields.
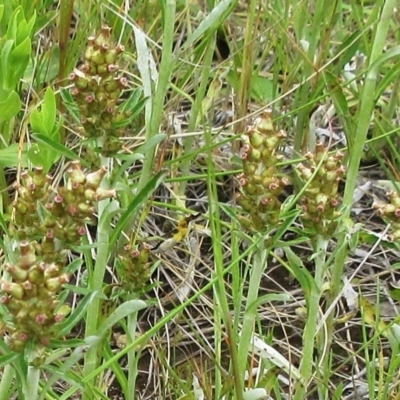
xmin=183 ymin=0 xmax=233 ymax=49
xmin=32 ymin=133 xmax=86 ymax=165
xmin=42 ymin=86 xmax=57 ymax=135
xmin=57 ymin=291 xmax=100 ymax=336
xmin=109 ymin=171 xmax=166 ymax=249
xmin=97 ymin=300 xmax=147 ymax=337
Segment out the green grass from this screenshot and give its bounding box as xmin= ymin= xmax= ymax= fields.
xmin=0 ymin=0 xmax=400 ymax=399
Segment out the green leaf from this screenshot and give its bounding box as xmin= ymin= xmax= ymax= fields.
xmin=282 ymin=246 xmax=318 ymax=299
xmin=27 ymin=141 xmax=59 ymax=173
xmin=324 ymin=70 xmax=352 ymax=123
xmin=59 ymin=87 xmax=81 ymax=124
xmin=0 ymin=90 xmax=20 ymax=122
xmin=250 ymin=74 xmax=274 ymax=103
xmin=42 ymin=86 xmax=57 ymax=136
xmin=0 ymin=40 xmax=14 ymax=90
xmin=15 ymin=12 xmax=36 ymax=44
xmin=6 ymin=7 xmax=21 ymax=42
xmin=97 ymin=300 xmax=147 ymax=337
xmin=183 ymin=0 xmax=234 ymax=49
xmin=9 ymin=37 xmax=31 ymax=87
xmin=49 ymin=338 xmax=86 ymax=349
xmin=0 ymin=143 xmax=27 ymax=167
xmin=331 ymin=30 xmax=361 ymax=71
xmin=25 ymin=46 xmax=59 ymax=84
xmin=57 ymin=291 xmax=100 ymax=337
xmin=32 ymin=133 xmax=85 ymax=165
xmin=27 ymin=143 xmax=47 ymax=170
xmin=29 ymin=108 xmax=46 ymax=134
xmin=0 ymin=6 xmax=4 ymax=23
xmin=0 ymin=352 xmax=20 ymax=367
xmin=109 ymin=171 xmax=166 ymax=249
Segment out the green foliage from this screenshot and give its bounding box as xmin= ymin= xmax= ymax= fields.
xmin=0 ymin=6 xmax=34 ymax=139
xmin=0 ymin=0 xmax=399 ymax=399
xmin=28 ymin=87 xmax=62 ymax=171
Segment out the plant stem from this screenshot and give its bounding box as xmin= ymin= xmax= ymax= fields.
xmin=125 ymin=312 xmax=139 ymax=400
xmin=181 ymin=34 xmax=216 ymax=198
xmin=137 ymin=0 xmax=176 ymax=192
xmin=234 ymin=0 xmax=258 ymax=144
xmin=237 ymin=242 xmax=268 ymax=385
xmin=0 ymin=364 xmax=14 ymax=400
xmin=293 ymin=290 xmax=320 ymax=400
xmin=82 ymin=194 xmax=111 ymax=400
xmin=330 ymin=0 xmax=398 ymax=312
xmin=24 ymin=366 xmax=40 ymax=400
xmin=294 ymin=235 xmax=328 ymax=400
xmin=324 ymin=1 xmax=398 ymax=397
xmin=205 ymin=128 xmax=243 ymax=400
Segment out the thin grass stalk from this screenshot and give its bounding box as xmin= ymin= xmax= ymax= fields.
xmin=204 ymin=129 xmax=243 ymax=400
xmin=381 ymin=346 xmax=400 ymax=399
xmin=82 ymin=201 xmax=111 ymax=400
xmin=126 ymin=312 xmax=140 ymax=400
xmin=0 ymin=364 xmax=14 ymax=400
xmin=137 ymin=0 xmax=176 ymax=192
xmin=293 ymin=0 xmax=338 ymax=153
xmin=324 ymin=1 xmax=398 ymax=396
xmin=234 ymin=0 xmax=257 ymax=140
xmin=293 ymin=235 xmax=329 ymax=399
xmin=293 ymin=290 xmax=321 ymax=399
xmin=329 ymin=0 xmax=397 ymax=320
xmin=181 ymin=34 xmax=216 ymax=197
xmin=231 ymin=222 xmax=241 ymax=331
xmin=237 ymin=243 xmax=269 ymax=384
xmin=60 ymin=238 xmax=259 ymax=400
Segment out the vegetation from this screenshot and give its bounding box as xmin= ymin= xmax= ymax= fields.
xmin=0 ymin=0 xmax=399 ymax=399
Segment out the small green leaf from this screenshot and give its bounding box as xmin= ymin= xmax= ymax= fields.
xmin=0 ymin=90 xmax=20 ymax=122
xmin=0 ymin=6 xmax=4 ymax=22
xmin=6 ymin=7 xmax=21 ymax=41
xmin=30 ymin=108 xmax=45 ymax=134
xmin=388 ymin=281 xmax=400 ymax=302
xmin=97 ymin=300 xmax=147 ymax=337
xmin=59 ymin=87 xmax=81 ymax=124
xmin=9 ymin=37 xmax=31 ymax=86
xmin=250 ymin=75 xmax=274 ymax=103
xmin=42 ymin=86 xmax=57 ymax=135
xmin=0 ymin=143 xmax=27 ymax=167
xmin=0 ymin=40 xmax=14 ymax=90
xmin=283 ymin=246 xmax=318 ymax=299
xmin=331 ymin=30 xmax=361 ymax=71
xmin=16 ymin=12 xmax=36 ymax=44
xmin=27 ymin=143 xmax=49 ymax=171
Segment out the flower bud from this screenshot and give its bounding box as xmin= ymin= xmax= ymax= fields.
xmin=85 ymin=167 xmax=108 ymax=188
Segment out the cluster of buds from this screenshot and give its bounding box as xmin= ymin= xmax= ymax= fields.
xmin=11 ymin=166 xmax=52 ymax=239
xmin=374 ymin=191 xmax=400 ymax=242
xmin=236 ymin=112 xmax=290 ymax=230
xmin=11 ymin=161 xmax=115 ymax=244
xmin=117 ymin=244 xmax=151 ymax=293
xmin=2 ymin=161 xmax=115 ymax=351
xmin=69 ymin=25 xmax=129 ymax=155
xmin=296 ymin=143 xmax=346 ymax=235
xmin=0 ymin=241 xmax=71 ymax=352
